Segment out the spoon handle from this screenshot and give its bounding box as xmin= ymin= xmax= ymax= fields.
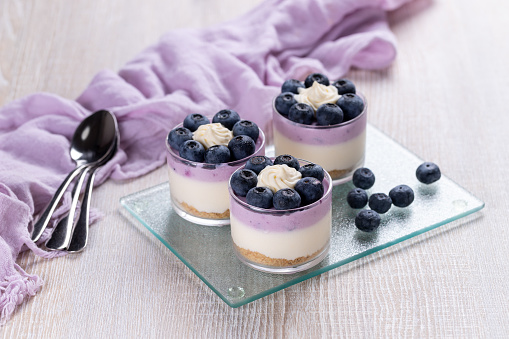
xmin=31 ymin=165 xmax=87 ymax=242
xmin=46 ymin=166 xmax=90 ymax=250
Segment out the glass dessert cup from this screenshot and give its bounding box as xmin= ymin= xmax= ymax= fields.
xmin=272 ymin=95 xmax=367 ymax=185
xmin=228 ymin=159 xmax=333 ymax=274
xmin=166 ymin=125 xmax=265 ymax=227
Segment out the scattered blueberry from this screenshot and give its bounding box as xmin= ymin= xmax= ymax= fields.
xmin=304 ymin=73 xmax=330 ymax=87
xmin=232 ymin=120 xmax=259 ymax=142
xmin=274 ymin=154 xmax=300 ymax=171
xmin=183 ymin=113 xmax=210 ymax=132
xmin=337 ymin=93 xmax=365 ymax=121
xmin=294 ymin=177 xmax=324 ymax=206
xmin=389 ymin=185 xmax=415 ymax=207
xmin=281 ymin=79 xmax=304 ymax=94
xmin=288 ymin=103 xmax=314 ymax=125
xmin=352 ymin=168 xmax=375 ymax=189
xmin=179 ymin=140 xmax=205 ymax=162
xmin=346 ymin=188 xmax=368 ymax=209
xmin=204 ymin=145 xmax=231 ymax=164
xmin=273 ymin=188 xmax=301 ymax=210
xmin=355 ymin=210 xmax=381 ymax=232
xmin=275 ymin=92 xmax=297 ymax=116
xmin=416 ymin=162 xmax=441 ymax=184
xmin=298 ymin=163 xmax=324 ymax=181
xmin=212 ymin=109 xmax=241 ymax=130
xmin=316 ymin=103 xmax=344 ymax=126
xmin=228 ymin=135 xmax=256 ymax=161
xmin=245 ymin=155 xmax=273 ymax=174
xmin=168 ymin=127 xmax=193 ymax=150
xmin=332 ymin=79 xmax=356 ymax=95
xmin=368 ymin=193 xmax=392 ymax=214
xmin=246 ymin=186 xmax=274 ymax=209
xmin=230 ymin=169 xmax=258 ymax=197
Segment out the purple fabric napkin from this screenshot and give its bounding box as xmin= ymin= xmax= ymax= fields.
xmin=0 ymin=0 xmax=412 ymax=324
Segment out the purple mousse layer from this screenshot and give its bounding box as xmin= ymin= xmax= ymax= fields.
xmin=229 ymin=174 xmax=332 ymax=232
xmin=272 ymin=96 xmax=367 ymax=145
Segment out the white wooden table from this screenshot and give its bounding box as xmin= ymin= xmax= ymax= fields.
xmin=2 ymin=0 xmax=508 ymax=337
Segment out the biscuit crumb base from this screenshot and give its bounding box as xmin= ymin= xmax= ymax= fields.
xmin=234 ymin=243 xmax=324 ymax=267
xmin=180 ymin=202 xmax=229 ymax=219
xmin=328 ymin=168 xmax=351 ymax=180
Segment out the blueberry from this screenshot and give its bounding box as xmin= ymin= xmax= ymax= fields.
xmin=228 ymin=135 xmax=256 ymax=161
xmin=273 ymin=188 xmax=301 ymax=210
xmin=245 ymin=155 xmax=273 ymax=174
xmin=183 ymin=113 xmax=210 ymax=132
xmin=316 ymin=103 xmax=343 ymax=126
xmin=298 ymin=163 xmax=325 ymax=181
xmin=416 ymin=162 xmax=441 ymax=184
xmin=304 ymin=73 xmax=330 ymax=87
xmin=232 ymin=120 xmax=259 ymax=142
xmin=246 ymin=186 xmax=274 ymax=209
xmin=168 ymin=127 xmax=193 ymax=150
xmin=230 ymin=169 xmax=258 ymax=197
xmin=204 ymin=145 xmax=231 ymax=164
xmin=212 ymin=109 xmax=241 ymax=130
xmin=179 ymin=140 xmax=205 ymax=162
xmin=368 ymin=193 xmax=392 ymax=214
xmin=275 ymin=92 xmax=297 ymax=116
xmin=389 ymin=185 xmax=415 ymax=207
xmin=294 ymin=177 xmax=324 ymax=206
xmin=352 ymin=167 xmax=375 ymax=189
xmin=355 ymin=210 xmax=381 ymax=232
xmin=337 ymin=93 xmax=365 ymax=121
xmin=274 ymin=154 xmax=300 ymax=171
xmin=346 ymin=188 xmax=368 ymax=209
xmin=332 ymin=79 xmax=356 ymax=95
xmin=281 ymin=79 xmax=304 ymax=94
xmin=288 ymin=103 xmax=314 ymax=125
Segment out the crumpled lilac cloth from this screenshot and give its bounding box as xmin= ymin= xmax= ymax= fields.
xmin=0 ymin=0 xmax=412 ymax=324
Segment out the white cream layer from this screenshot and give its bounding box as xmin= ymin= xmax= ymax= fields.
xmin=273 ymin=129 xmax=366 ymax=172
xmin=230 ymin=211 xmax=331 ymax=260
xmin=168 ymin=169 xmax=229 ymax=214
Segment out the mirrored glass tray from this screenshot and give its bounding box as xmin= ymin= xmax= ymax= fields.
xmin=119 ymin=125 xmax=484 ymax=307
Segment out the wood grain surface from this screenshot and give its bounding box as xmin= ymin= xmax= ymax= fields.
xmin=2 ymin=0 xmax=508 ymax=337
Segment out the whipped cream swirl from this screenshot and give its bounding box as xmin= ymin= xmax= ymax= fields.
xmin=257 ymin=164 xmax=302 ymax=193
xmin=296 ymin=82 xmax=340 ymax=111
xmin=192 ymin=123 xmax=233 ymax=149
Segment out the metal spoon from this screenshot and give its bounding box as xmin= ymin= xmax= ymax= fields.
xmin=32 ymin=110 xmax=118 ymax=244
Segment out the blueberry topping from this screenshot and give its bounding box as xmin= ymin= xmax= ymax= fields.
xmin=281 ymin=79 xmax=304 ymax=94
xmin=245 ymin=155 xmax=273 ymax=174
xmin=332 ymin=79 xmax=356 ymax=95
xmin=275 ymin=92 xmax=297 ymax=116
xmin=183 ymin=113 xmax=210 ymax=132
xmin=389 ymin=185 xmax=415 ymax=207
xmin=355 ymin=210 xmax=381 ymax=232
xmin=352 ymin=167 xmax=375 ymax=189
xmin=288 ymin=103 xmax=314 ymax=125
xmin=346 ymin=188 xmax=368 ymax=209
xmin=368 ymin=193 xmax=392 ymax=214
xmin=228 ymin=135 xmax=256 ymax=160
xmin=304 ymin=73 xmax=330 ymax=87
xmin=204 ymin=145 xmax=231 ymax=164
xmin=212 ymin=109 xmax=241 ymax=130
xmin=298 ymin=163 xmax=325 ymax=181
xmin=273 ymin=188 xmax=301 ymax=210
xmin=294 ymin=177 xmax=324 ymax=206
xmin=246 ymin=186 xmax=274 ymax=209
xmin=416 ymin=162 xmax=441 ymax=184
xmin=179 ymin=140 xmax=205 ymax=162
xmin=232 ymin=120 xmax=259 ymax=142
xmin=337 ymin=93 xmax=365 ymax=121
xmin=168 ymin=127 xmax=193 ymax=150
xmin=316 ymin=103 xmax=344 ymax=126
xmin=274 ymin=154 xmax=300 ymax=171
xmin=230 ymin=169 xmax=258 ymax=197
